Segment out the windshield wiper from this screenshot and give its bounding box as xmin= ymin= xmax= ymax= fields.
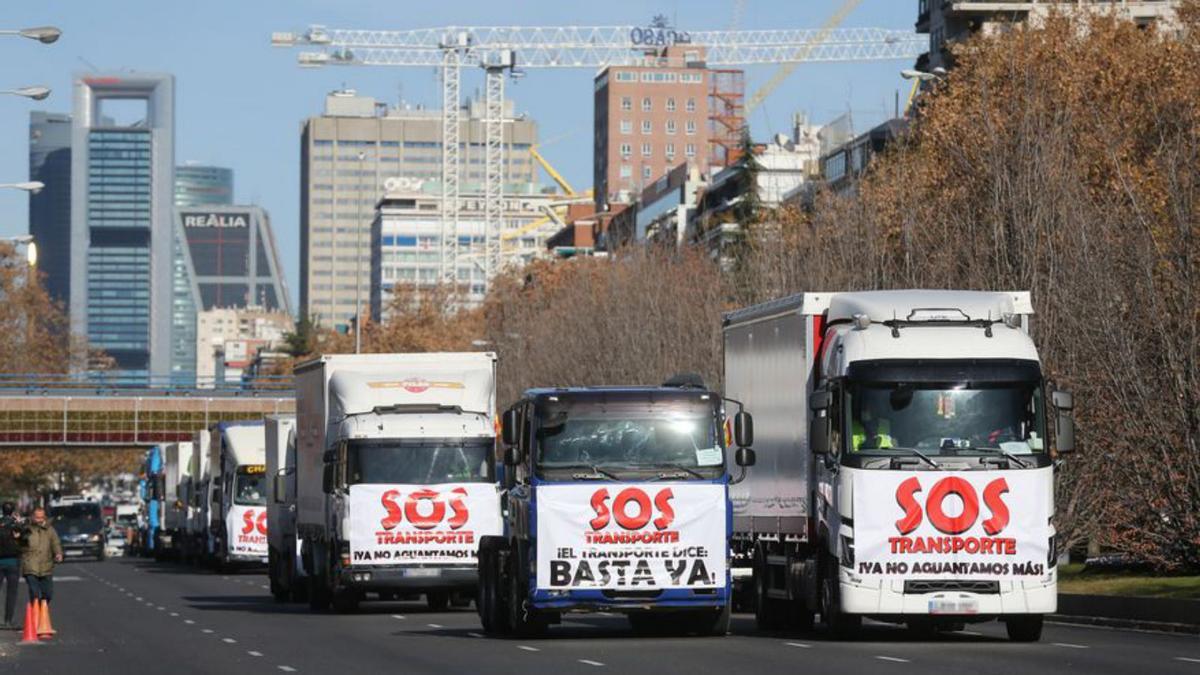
xmin=972 ymin=446 xmax=1030 ymax=469
xmin=569 ymin=465 xmax=621 ymax=481
xmin=647 ymin=463 xmax=706 ymax=480
xmin=882 ymin=447 xmax=943 ymax=470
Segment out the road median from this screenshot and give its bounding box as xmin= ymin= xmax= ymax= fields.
xmin=1054 ymin=594 xmax=1200 ymax=634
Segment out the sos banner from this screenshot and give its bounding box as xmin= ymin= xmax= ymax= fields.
xmin=348 ymin=484 xmax=501 ymax=566
xmin=227 ymin=505 xmax=268 ymax=557
xmin=535 ymin=483 xmax=726 ymax=590
xmin=851 ymin=468 xmax=1053 ymax=579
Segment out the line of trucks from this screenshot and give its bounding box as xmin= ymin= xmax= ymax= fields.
xmin=139 ymin=290 xmax=1076 ymax=642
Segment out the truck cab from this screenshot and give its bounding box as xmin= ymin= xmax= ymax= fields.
xmin=209 ymin=421 xmax=269 ymax=570
xmin=479 ymin=381 xmax=755 ymax=637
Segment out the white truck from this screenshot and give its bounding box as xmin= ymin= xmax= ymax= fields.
xmin=159 ymin=441 xmax=196 ymax=559
xmin=266 ymin=415 xmax=306 ymax=602
xmin=295 ymin=353 xmax=501 ymax=613
xmin=208 ymin=421 xmax=269 ymax=570
xmin=724 ymin=290 xmax=1075 ymax=642
xmin=185 ymin=429 xmax=212 ymax=564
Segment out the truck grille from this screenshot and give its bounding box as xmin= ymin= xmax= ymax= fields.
xmin=903 ymin=580 xmax=1000 ymax=595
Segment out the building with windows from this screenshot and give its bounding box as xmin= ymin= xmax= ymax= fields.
xmin=69 ymin=73 xmax=175 ymax=382
xmin=593 ymin=43 xmax=744 ymax=212
xmin=818 ymin=118 xmax=907 ymax=195
xmin=28 ymin=111 xmax=73 ymax=308
xmin=175 ymin=163 xmax=233 ymax=207
xmin=916 ymin=0 xmax=1179 ymax=71
xmin=300 ymin=89 xmax=539 ymax=330
xmin=194 ymin=307 xmax=292 ymax=388
xmin=370 ymin=180 xmax=559 ymax=319
xmin=170 ymin=205 xmax=290 ymax=384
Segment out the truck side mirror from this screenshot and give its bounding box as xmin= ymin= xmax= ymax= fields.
xmin=273 ymin=473 xmax=287 ymax=504
xmin=810 ymin=389 xmax=831 ymax=412
xmin=735 ymin=446 xmax=756 ymax=467
xmin=501 ymin=408 xmax=519 ymax=446
xmin=1051 ymin=389 xmax=1075 ymax=455
xmin=734 ymin=411 xmax=754 ymax=448
xmin=810 ymin=416 xmax=831 ymax=455
xmin=503 ymin=445 xmax=523 ymax=467
xmin=322 ymin=463 xmax=334 ymax=493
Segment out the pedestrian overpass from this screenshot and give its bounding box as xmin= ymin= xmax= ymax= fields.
xmin=0 ymin=375 xmax=294 ymax=447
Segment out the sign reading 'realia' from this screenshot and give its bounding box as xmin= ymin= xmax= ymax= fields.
xmin=536 ymin=483 xmax=726 ymax=590
xmin=348 ymin=483 xmax=501 ymax=566
xmin=851 ymin=468 xmax=1053 ymax=579
xmin=183 ymin=212 xmax=249 ymax=228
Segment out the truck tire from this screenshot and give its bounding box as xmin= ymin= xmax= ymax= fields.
xmin=506 ymin=541 xmax=547 ymax=638
xmin=332 ymin=586 xmax=360 ymax=614
xmin=1005 ymin=615 xmax=1044 ymax=642
xmin=308 ymin=571 xmax=331 ymax=611
xmin=754 ymin=545 xmax=785 ymax=630
xmin=268 ymin=555 xmax=289 ymax=603
xmin=820 ymin=555 xmax=861 ymax=639
xmin=478 ymin=540 xmax=508 ymax=635
xmin=704 ymin=602 xmax=732 ymax=636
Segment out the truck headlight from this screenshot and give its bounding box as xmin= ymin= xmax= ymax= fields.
xmin=90 ymin=534 xmax=101 ymax=542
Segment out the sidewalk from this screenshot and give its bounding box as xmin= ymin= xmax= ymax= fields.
xmin=1055 ymin=593 xmax=1200 ymax=634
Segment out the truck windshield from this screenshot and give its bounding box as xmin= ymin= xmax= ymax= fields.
xmin=50 ymin=504 xmax=102 ymax=534
xmin=536 ymin=397 xmax=723 ymax=479
xmin=234 ymin=465 xmax=267 ymax=505
xmin=848 ymin=383 xmax=1046 ymax=458
xmin=346 ymin=439 xmax=493 ymax=485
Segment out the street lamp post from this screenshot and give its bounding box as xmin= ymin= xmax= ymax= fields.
xmin=0 ymin=26 xmax=62 ymax=44
xmin=900 ymin=67 xmax=948 ymax=114
xmin=0 ymin=181 xmax=44 ymax=194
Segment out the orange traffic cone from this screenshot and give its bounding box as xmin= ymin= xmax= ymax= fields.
xmin=19 ymin=601 xmax=39 ymax=644
xmin=36 ymin=599 xmax=55 ymax=639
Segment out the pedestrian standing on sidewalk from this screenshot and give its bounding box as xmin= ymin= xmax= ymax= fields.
xmin=0 ymin=502 xmax=23 ymax=630
xmin=20 ymin=507 xmax=62 ymax=611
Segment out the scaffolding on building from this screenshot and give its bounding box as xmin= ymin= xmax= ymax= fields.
xmin=708 ymin=69 xmax=746 ymax=170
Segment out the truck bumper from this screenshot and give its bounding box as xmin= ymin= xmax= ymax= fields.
xmin=62 ymin=542 xmax=103 ymax=559
xmin=227 ymin=552 xmax=269 ymax=566
xmin=339 ymin=565 xmax=478 ymax=592
xmin=839 ymin=568 xmax=1057 ymax=617
xmin=531 ymin=587 xmax=729 ymax=613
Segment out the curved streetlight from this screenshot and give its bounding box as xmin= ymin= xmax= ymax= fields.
xmin=1 ymin=86 xmax=51 ymax=101
xmin=0 ymin=26 xmax=62 ymax=44
xmin=901 ymin=67 xmax=947 ymax=83
xmin=0 ymin=181 xmax=44 ymax=194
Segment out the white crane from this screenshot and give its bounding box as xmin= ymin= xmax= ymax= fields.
xmin=272 ymin=21 xmax=923 ymax=286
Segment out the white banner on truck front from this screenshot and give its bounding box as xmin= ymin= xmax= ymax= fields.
xmin=851 ymin=467 xmax=1053 ymax=580
xmin=227 ymin=505 xmax=268 ymax=557
xmin=535 ymin=483 xmax=726 ymax=590
xmin=348 ymin=483 xmax=501 ymax=566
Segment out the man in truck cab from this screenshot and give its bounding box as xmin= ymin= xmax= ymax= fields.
xmin=851 ymin=410 xmax=896 ymax=451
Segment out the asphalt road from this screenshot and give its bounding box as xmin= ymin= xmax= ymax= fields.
xmin=1 ymin=558 xmax=1198 ymax=674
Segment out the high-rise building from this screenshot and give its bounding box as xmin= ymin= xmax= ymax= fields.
xmin=594 ymin=45 xmax=742 ymax=212
xmin=70 ymin=73 xmax=175 ymax=381
xmin=28 ymin=111 xmax=73 ymax=308
xmin=170 ymin=205 xmax=291 ymax=384
xmin=370 ymin=180 xmax=559 ymax=319
xmin=915 ymin=0 xmax=1179 ymax=72
xmin=300 ymin=89 xmax=539 ymax=330
xmin=175 ymin=163 xmax=233 ymax=207
xmin=194 ymin=306 xmax=292 ymax=387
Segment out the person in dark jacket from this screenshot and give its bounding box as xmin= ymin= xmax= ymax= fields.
xmin=0 ymin=502 xmax=22 ymax=630
xmin=21 ymin=508 xmax=62 ymax=608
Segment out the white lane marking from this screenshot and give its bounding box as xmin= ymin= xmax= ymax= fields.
xmin=221 ymin=576 xmax=229 ymax=580
xmin=467 ymin=632 xmax=484 ymax=638
xmin=391 ymin=614 xmax=406 ymax=620
xmin=1053 ymin=643 xmax=1089 ymax=649
xmin=785 ymin=642 xmax=812 ymax=648
xmin=156 ymin=606 xmax=166 ymax=611
xmin=223 ymin=638 xmax=237 ymax=644
xmin=169 ymin=612 xmax=178 ymax=617
xmin=427 ymin=623 xmax=443 ymax=629
xmin=876 ymin=656 xmax=910 ymax=663
xmin=579 ymin=660 xmax=605 ymax=667
xmin=184 ymin=619 xmax=196 ymax=625
xmin=134 ymin=596 xmax=142 ymax=601
xmin=518 ymin=645 xmax=540 ymax=652
xmin=278 ymin=667 xmax=297 ymax=672
xmin=202 ymin=629 xmax=214 ymax=634
xmin=1174 ymin=657 xmax=1200 ymax=664
xmin=261 ymin=585 xmax=270 ymax=590
xmin=248 ymin=651 xmax=263 ymax=657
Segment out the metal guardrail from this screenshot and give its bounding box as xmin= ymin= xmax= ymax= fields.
xmin=0 ymin=373 xmax=294 ymax=398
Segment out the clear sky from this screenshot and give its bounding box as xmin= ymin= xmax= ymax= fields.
xmin=0 ymin=0 xmax=920 ymax=310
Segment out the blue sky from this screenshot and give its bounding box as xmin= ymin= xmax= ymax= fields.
xmin=0 ymin=0 xmax=919 ymax=309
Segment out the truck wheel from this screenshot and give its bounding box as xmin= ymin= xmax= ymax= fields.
xmin=506 ymin=541 xmax=546 ymax=638
xmin=820 ymin=556 xmax=860 ymax=639
xmin=705 ymin=602 xmax=732 ymax=636
xmin=754 ymin=545 xmax=785 ymax=630
xmin=426 ymin=591 xmax=450 ymax=612
xmin=332 ymin=586 xmax=360 ymax=614
xmin=1005 ymin=615 xmax=1044 ymax=642
xmin=308 ymin=572 xmax=331 ymax=611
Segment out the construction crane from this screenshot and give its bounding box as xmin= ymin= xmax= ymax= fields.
xmin=272 ymin=22 xmax=923 ymax=287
